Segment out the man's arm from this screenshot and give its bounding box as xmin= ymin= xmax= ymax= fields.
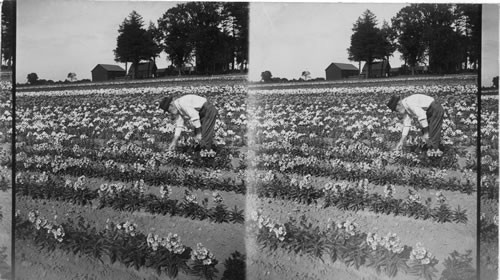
xmin=193 ymin=126 xmax=202 ymax=142
xmin=395 ymin=114 xmax=411 ymax=150
xmin=168 ymin=116 xmax=184 ymax=151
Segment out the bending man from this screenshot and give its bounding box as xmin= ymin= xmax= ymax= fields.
xmin=159 ymin=94 xmax=218 ymax=151
xmin=387 ymin=94 xmax=444 ymax=151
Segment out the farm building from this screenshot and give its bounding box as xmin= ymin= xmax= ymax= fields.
xmin=91 ymin=64 xmax=126 ymax=82
xmin=399 ymin=65 xmax=429 ymax=75
xmin=128 ymin=61 xmax=157 ymax=79
xmin=390 ymin=67 xmax=400 ymax=76
xmin=361 ymin=61 xmax=391 ymax=78
xmin=325 ymin=62 xmax=359 ymax=80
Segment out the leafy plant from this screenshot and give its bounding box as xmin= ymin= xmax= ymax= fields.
xmin=440 ymin=250 xmax=476 ymax=280
xmin=221 ymin=251 xmax=246 ymax=280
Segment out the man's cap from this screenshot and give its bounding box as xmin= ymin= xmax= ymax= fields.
xmin=159 ymin=96 xmax=173 ymax=111
xmin=387 ymin=95 xmax=401 ymax=112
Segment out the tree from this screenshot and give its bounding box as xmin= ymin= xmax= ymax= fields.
xmin=455 ymin=4 xmax=480 ymax=70
xmin=67 ymin=72 xmax=77 ymax=82
xmin=493 ymin=76 xmax=499 ymax=89
xmin=186 ymin=2 xmax=230 ymax=74
xmin=391 ymin=5 xmax=427 ymax=75
xmin=114 ymin=11 xmax=156 ymax=79
xmin=158 ymin=2 xmax=243 ymax=75
xmin=27 ymin=73 xmax=39 ymax=85
xmin=222 ymin=2 xmax=249 ymax=71
xmin=146 ymin=21 xmax=163 ymax=68
xmin=347 ymin=10 xmax=388 ymax=78
xmin=1 ymin=1 xmax=15 ymax=67
xmin=301 ymin=71 xmax=311 ymax=81
xmin=379 ymin=21 xmax=397 ymax=76
xmin=420 ymin=4 xmax=464 ymax=74
xmin=261 ymin=71 xmax=272 ymax=82
xmin=158 ymin=4 xmax=196 ymax=75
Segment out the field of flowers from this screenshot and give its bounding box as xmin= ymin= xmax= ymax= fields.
xmin=13 ymin=74 xmax=485 ymax=280
xmin=246 ymin=75 xmax=478 ymax=280
xmin=0 ymin=76 xmax=13 ymax=280
xmin=479 ymin=92 xmax=499 ymax=280
xmin=14 ymin=78 xmax=248 ymax=280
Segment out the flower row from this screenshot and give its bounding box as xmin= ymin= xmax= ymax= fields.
xmin=251 ymin=211 xmax=476 ymax=280
xmin=22 ymin=138 xmax=244 ymax=171
xmin=17 ymin=173 xmax=244 ymax=225
xmin=251 ymin=151 xmax=475 ymax=194
xmin=18 ymin=75 xmax=247 ymax=94
xmin=17 ymin=154 xmax=246 ymax=194
xmin=17 ymin=151 xmax=470 ymax=225
xmin=250 ymin=212 xmax=444 ymax=279
xmin=16 ymin=211 xmax=219 ymax=279
xmin=255 ymin=173 xmax=468 ymax=224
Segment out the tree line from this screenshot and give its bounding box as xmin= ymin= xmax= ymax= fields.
xmin=114 ymin=2 xmax=248 ymax=79
xmin=348 ymin=4 xmax=480 ymax=77
xmin=1 ymin=0 xmax=15 ymax=69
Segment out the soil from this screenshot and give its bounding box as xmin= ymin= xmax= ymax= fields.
xmin=16 ymin=193 xmax=245 ymax=280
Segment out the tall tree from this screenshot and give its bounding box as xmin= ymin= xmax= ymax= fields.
xmin=222 ymin=2 xmax=249 ymax=72
xmin=158 ymin=2 xmax=238 ymax=75
xmin=114 ymin=11 xmax=156 ymax=79
xmin=420 ymin=4 xmax=463 ymax=74
xmin=27 ymin=73 xmax=38 ymax=85
xmin=1 ymin=0 xmax=15 ymax=67
xmin=146 ymin=21 xmax=163 ymax=67
xmin=391 ymin=6 xmax=427 ymax=75
xmin=348 ymin=10 xmax=387 ymax=78
xmin=67 ymin=72 xmax=77 ymax=82
xmin=454 ymin=4 xmax=480 ymax=70
xmin=158 ymin=4 xmax=196 ymax=75
xmin=380 ymin=21 xmax=397 ymax=76
xmin=187 ymin=2 xmax=228 ymax=74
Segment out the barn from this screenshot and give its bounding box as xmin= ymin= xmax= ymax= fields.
xmin=325 ymin=63 xmax=359 ymax=80
xmin=128 ymin=61 xmax=157 ymax=79
xmin=361 ymin=61 xmax=391 ymax=78
xmin=91 ymin=64 xmax=126 ymax=82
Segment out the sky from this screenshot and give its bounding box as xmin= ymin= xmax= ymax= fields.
xmin=249 ymin=3 xmax=407 ymax=81
xmin=17 ymin=0 xmax=180 ymax=82
xmin=482 ymin=4 xmax=499 ymax=87
xmin=16 ymin=1 xmax=498 ymax=83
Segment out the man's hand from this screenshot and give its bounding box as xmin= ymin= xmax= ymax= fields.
xmin=194 ymin=133 xmax=202 ymax=142
xmin=393 ymin=141 xmax=404 ymax=151
xmin=168 ymin=142 xmax=176 ymax=151
xmin=422 ymin=132 xmax=429 ymax=143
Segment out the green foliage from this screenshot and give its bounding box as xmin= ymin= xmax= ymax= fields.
xmin=113 ymin=11 xmax=156 ymax=79
xmin=27 ymin=73 xmax=39 ymax=85
xmin=440 ymin=250 xmax=476 ymax=280
xmin=221 ymin=251 xmax=246 ymax=280
xmin=348 ymin=10 xmax=390 ymax=78
xmin=1 ymin=0 xmax=15 ymax=67
xmin=157 ymin=2 xmax=248 ymax=75
xmin=391 ymin=4 xmax=480 ymax=74
xmin=16 ymin=214 xmax=216 ymax=280
xmin=261 ymin=71 xmax=272 ymax=82
xmin=391 ymin=6 xmax=427 ymax=73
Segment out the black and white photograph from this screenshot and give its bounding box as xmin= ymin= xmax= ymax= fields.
xmin=246 ymin=2 xmax=481 ymax=280
xmin=479 ymin=4 xmax=499 ymax=280
xmin=15 ymin=1 xmax=248 ymax=279
xmin=0 ymin=0 xmax=13 ymax=279
xmin=1 ymin=0 xmax=500 ymax=280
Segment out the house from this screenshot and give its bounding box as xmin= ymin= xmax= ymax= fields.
xmin=325 ymin=63 xmax=359 ymax=80
xmin=91 ymin=64 xmax=126 ymax=82
xmin=361 ymin=61 xmax=391 ymax=78
xmin=399 ymin=65 xmax=429 ymax=75
xmin=389 ymin=67 xmax=400 ymax=77
xmin=128 ymin=61 xmax=157 ymax=79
